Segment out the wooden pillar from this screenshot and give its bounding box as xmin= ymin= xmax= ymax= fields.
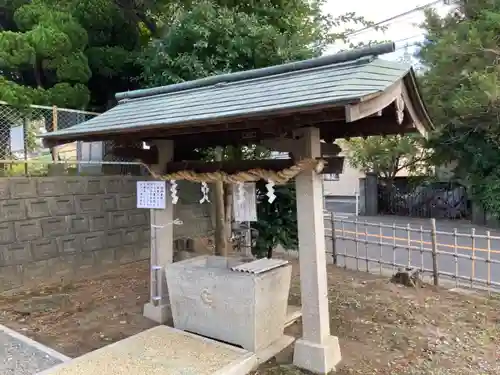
xmin=143 ymin=139 xmax=174 ymax=324
xmin=292 ymin=127 xmax=342 ymax=374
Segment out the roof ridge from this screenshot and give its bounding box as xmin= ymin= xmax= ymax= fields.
xmin=116 ymin=42 xmax=396 ymax=102
xmin=123 ymin=56 xmax=376 ymax=104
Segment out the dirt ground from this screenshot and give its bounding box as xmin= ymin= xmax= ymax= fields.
xmin=0 ymin=260 xmax=498 ymax=375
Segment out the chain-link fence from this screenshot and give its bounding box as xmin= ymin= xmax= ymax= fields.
xmin=0 ymin=102 xmax=99 ymax=175
xmin=0 ymin=102 xmax=144 ymax=176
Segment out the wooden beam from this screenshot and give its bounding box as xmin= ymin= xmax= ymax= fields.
xmin=261 ymin=139 xmax=341 ymax=156
xmin=321 ymin=143 xmax=342 ymax=156
xmin=43 ymin=103 xmax=344 ymax=147
xmin=319 ymin=112 xmax=416 ymax=139
xmin=401 ymin=85 xmax=428 ymax=138
xmin=345 ymin=81 xmax=403 ymax=122
xmin=112 ymin=146 xmax=159 ymax=164
xmin=165 ymin=157 xmax=344 ymax=175
xmin=42 ymin=107 xmax=346 ymax=149
xmin=322 ymin=157 xmax=345 ymax=174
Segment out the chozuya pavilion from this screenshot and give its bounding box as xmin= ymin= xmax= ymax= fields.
xmin=40 ymin=42 xmax=432 ymax=375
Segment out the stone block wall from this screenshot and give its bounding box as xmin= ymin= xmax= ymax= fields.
xmin=0 ymin=176 xmax=150 ymax=291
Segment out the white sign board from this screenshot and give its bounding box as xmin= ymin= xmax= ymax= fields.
xmin=137 ymin=181 xmax=167 ymax=209
xmin=232 ymin=183 xmax=257 ymax=222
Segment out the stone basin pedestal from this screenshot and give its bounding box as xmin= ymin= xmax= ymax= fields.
xmin=165 ymin=255 xmax=294 ymax=356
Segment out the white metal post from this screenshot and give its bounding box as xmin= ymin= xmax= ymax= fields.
xmin=355 ymin=189 xmax=359 ymax=216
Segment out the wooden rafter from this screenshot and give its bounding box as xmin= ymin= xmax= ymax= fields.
xmin=319 ymin=111 xmax=416 ymax=140
xmin=401 ymin=85 xmax=428 ymax=138
xmin=344 ymin=81 xmax=403 ymax=123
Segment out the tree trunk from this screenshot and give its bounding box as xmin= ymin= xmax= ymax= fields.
xmin=214 ymin=147 xmax=228 ymax=256
xmin=33 ymin=59 xmax=43 ymax=88
xmin=267 ymin=247 xmax=273 ymax=259
xmin=224 ymin=183 xmax=233 ymax=246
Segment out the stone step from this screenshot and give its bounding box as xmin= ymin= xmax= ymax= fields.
xmin=36 ymin=326 xmax=257 ymax=375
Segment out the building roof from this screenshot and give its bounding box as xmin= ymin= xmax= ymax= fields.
xmin=41 ymin=43 xmax=431 ymax=145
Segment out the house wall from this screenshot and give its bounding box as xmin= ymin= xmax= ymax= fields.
xmin=324 ymin=143 xmax=412 ymax=197
xmin=323 ymin=162 xmax=364 ymax=197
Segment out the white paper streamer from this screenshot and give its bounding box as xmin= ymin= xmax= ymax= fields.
xmin=150 ymin=218 xmax=183 ymax=229
xmin=266 ymin=179 xmax=276 ymax=203
xmin=169 ymin=180 xmax=179 ymax=204
xmin=237 ymin=182 xmax=245 ymax=205
xmin=200 ymin=181 xmax=210 ymax=203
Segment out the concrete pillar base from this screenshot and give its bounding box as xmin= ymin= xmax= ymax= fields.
xmin=143 ymin=302 xmax=172 ymax=324
xmin=293 ymin=335 xmax=342 ymax=374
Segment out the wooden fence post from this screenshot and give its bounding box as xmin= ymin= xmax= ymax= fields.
xmin=430 ymin=218 xmax=439 ymax=286
xmin=330 ymin=212 xmax=337 ymax=265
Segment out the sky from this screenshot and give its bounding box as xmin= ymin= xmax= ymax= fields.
xmin=322 ymin=0 xmax=456 ymax=64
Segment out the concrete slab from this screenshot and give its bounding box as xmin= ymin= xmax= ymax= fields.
xmin=36 ymin=326 xmax=258 ymax=375
xmin=285 ymin=305 xmax=302 ymax=328
xmin=0 ymin=324 xmax=70 ymax=375
xmin=254 ymin=335 xmax=295 ymax=365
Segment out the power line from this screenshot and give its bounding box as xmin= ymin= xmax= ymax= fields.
xmin=345 ymin=0 xmax=444 ymax=38
xmin=394 ymin=34 xmax=424 ymax=44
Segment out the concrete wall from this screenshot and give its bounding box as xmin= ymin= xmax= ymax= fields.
xmin=0 ymin=176 xmax=150 ymax=290
xmin=0 ymin=177 xmax=215 ymax=291
xmin=323 ymin=163 xmax=364 ymax=197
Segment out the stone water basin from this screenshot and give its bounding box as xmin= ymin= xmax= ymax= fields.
xmin=165 ymin=255 xmax=292 ymax=353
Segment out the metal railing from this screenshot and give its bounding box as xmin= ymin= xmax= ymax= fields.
xmin=377 ymin=180 xmax=470 ymax=220
xmin=0 ymin=102 xmax=99 ymax=176
xmin=325 ymin=213 xmax=500 ymax=293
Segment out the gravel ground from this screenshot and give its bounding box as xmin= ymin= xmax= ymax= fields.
xmin=0 ymin=331 xmax=62 ymax=375
xmin=0 ymin=260 xmax=497 ymax=375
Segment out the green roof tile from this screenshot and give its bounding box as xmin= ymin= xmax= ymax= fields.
xmin=43 ymin=45 xmax=413 ymax=140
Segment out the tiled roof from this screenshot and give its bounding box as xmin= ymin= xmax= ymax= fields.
xmin=42 ymin=43 xmax=416 ymax=140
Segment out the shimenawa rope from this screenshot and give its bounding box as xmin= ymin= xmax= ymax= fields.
xmin=140 ymin=158 xmax=325 ymax=184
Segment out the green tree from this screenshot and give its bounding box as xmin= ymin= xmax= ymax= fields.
xmin=70 ymin=0 xmax=182 ymax=110
xmin=140 ymin=0 xmax=377 ymax=84
xmin=0 ymin=0 xmax=171 ymax=166
xmin=341 ymin=135 xmax=431 ymax=182
xmin=0 ymin=0 xmax=176 ymax=110
xmin=139 ymin=0 xmax=376 ymax=256
xmin=417 ymin=0 xmax=500 ymax=216
xmin=252 ymin=182 xmax=298 ymax=259
xmin=0 ymin=0 xmax=91 ymax=108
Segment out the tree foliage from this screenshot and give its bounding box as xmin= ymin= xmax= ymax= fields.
xmin=252 ymin=183 xmax=298 ymax=259
xmin=0 ymin=0 xmax=90 ymax=107
xmin=0 ymin=0 xmax=173 ymax=110
xmin=342 ymin=135 xmax=431 ymax=181
xmin=417 ymin=0 xmax=500 ymax=216
xmin=138 ymin=0 xmax=376 ymax=255
xmin=139 ymin=0 xmax=377 ymax=85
